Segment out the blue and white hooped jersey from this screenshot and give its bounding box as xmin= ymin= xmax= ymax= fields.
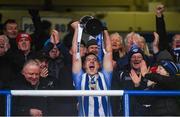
xmin=73 ymin=69 xmax=112 ymax=117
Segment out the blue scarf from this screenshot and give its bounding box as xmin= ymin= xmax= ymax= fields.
xmin=82 ymin=73 xmax=109 ymax=116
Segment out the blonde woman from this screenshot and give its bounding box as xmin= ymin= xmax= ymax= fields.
xmin=110 ymin=32 xmax=126 ymax=68
xmin=124 ymin=32 xmax=151 ymax=56
xmin=138 ymin=36 xmax=152 ymax=56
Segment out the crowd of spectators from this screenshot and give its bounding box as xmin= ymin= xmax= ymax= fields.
xmin=0 ymin=4 xmax=179 ymax=116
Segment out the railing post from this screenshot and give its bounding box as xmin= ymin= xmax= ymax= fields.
xmin=1 ymin=90 xmax=180 ymax=117
xmin=123 ymin=92 xmax=129 ymax=117
xmin=6 ymin=94 xmax=11 ymax=117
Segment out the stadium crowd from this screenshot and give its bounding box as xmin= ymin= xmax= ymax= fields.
xmin=0 ymin=4 xmax=180 ymax=116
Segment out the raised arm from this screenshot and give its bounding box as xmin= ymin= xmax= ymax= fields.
xmin=71 ymin=21 xmax=82 ymax=74
xmin=155 ymin=4 xmax=169 ymax=51
xmin=28 ymin=9 xmax=42 ymax=34
xmin=43 ymin=29 xmax=59 ymax=53
xmin=152 ymin=32 xmax=160 ymax=54
xmin=103 ymin=30 xmax=113 ymax=72
xmin=50 ymin=29 xmax=60 ymax=45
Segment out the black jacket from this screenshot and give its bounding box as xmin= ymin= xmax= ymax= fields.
xmin=8 ymin=49 xmax=37 ymax=73
xmin=0 ymin=54 xmax=16 ymax=116
xmin=29 ymin=10 xmax=51 ymax=51
xmin=111 ymin=68 xmax=148 ymax=116
xmin=9 ymin=74 xmax=58 ymax=116
xmin=156 ymin=15 xmax=179 ymax=63
xmin=10 ymin=70 xmax=77 ymax=116
xmin=142 ymin=73 xmax=180 ymax=116
xmin=0 ymin=54 xmax=16 ymax=89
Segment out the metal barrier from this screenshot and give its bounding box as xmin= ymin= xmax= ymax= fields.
xmin=1 ymin=90 xmax=180 ymax=117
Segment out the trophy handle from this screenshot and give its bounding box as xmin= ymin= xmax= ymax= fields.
xmin=76 ymin=24 xmax=83 ymax=59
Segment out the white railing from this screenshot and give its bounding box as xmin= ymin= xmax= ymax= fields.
xmin=11 ymin=90 xmax=124 ymax=96
xmin=1 ymin=90 xmax=180 ymax=117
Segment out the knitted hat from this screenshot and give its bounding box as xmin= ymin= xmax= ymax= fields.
xmin=128 ymin=44 xmax=144 ymax=60
xmin=86 ymin=36 xmax=97 ymax=48
xmin=158 ymin=59 xmax=179 ymax=76
xmin=16 ymin=33 xmax=32 ymax=43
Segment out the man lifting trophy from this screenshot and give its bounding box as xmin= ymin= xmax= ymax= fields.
xmin=71 ymin=18 xmax=113 ymax=117
xmin=77 ymin=16 xmax=106 ymax=61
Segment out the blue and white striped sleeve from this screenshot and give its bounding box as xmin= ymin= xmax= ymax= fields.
xmin=72 ymin=69 xmax=84 ymax=90
xmin=101 ymin=69 xmax=113 ymax=89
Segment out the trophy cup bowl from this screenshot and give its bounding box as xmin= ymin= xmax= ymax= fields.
xmin=80 ymin=16 xmax=103 ymax=36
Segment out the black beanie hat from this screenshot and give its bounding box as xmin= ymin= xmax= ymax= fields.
xmin=158 ymin=59 xmax=179 ymax=76
xmin=128 ymin=44 xmax=144 ymax=60
xmin=86 ymin=38 xmax=97 ymax=48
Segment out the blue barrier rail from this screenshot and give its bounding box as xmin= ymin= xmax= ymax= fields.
xmin=123 ymin=90 xmax=180 ymax=117
xmin=0 ymin=90 xmax=11 ymax=117
xmin=1 ymin=90 xmax=180 ymax=117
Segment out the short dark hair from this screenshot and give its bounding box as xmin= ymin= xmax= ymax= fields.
xmin=83 ymin=52 xmax=99 ymax=63
xmin=3 ymin=19 xmax=17 ymax=30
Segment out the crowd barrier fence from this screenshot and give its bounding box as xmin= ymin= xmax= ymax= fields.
xmin=1 ymin=90 xmax=180 ymax=117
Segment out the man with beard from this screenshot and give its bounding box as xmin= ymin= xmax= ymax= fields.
xmin=86 ymin=36 xmax=99 ymax=56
